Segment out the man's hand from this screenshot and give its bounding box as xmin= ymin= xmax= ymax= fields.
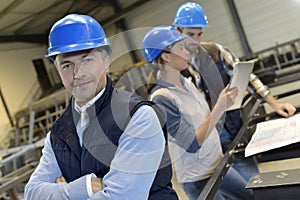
xmin=274 ymin=103 xmax=296 ymax=118
xmin=55 ymin=176 xmax=102 ymax=195
xmin=264 ymin=93 xmax=296 ymax=118
xmin=215 ymin=85 xmax=238 ymax=112
xmin=91 ymin=178 xmax=103 ymax=194
xmin=55 ymin=176 xmax=67 ymax=183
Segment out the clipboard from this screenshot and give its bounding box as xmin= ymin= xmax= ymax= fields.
xmin=227 ymin=61 xmax=254 ymax=111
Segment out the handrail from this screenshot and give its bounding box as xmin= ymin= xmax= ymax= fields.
xmin=198 ymin=98 xmax=262 ymax=200
xmin=198 ymin=87 xmax=299 ymax=199
xmin=17 ymin=80 xmax=41 ymax=112
xmin=248 ymin=88 xmax=300 ymax=125
xmin=248 ymin=106 xmax=300 ymax=126
xmin=0 ymin=86 xmax=14 ymax=127
xmin=14 ymin=88 xmax=69 ymax=120
xmin=0 ymin=163 xmax=37 ymax=194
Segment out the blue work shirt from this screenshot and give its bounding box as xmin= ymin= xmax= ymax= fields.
xmin=24 ymin=105 xmax=165 ymax=200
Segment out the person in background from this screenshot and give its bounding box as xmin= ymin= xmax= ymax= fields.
xmin=142 ymin=25 xmax=254 ymax=200
xmin=25 ymin=14 xmax=178 ymax=200
xmin=173 ymin=2 xmax=296 ymax=181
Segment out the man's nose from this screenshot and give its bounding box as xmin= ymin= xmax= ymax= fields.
xmin=193 ymin=36 xmax=200 ymax=43
xmin=73 ymin=62 xmax=85 ymax=79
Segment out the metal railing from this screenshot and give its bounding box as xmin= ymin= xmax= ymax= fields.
xmin=198 ymin=97 xmax=262 ymax=200
xmin=198 ymin=88 xmax=300 ymax=199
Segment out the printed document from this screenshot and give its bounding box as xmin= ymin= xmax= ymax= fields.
xmin=245 ymin=114 xmax=300 ymax=157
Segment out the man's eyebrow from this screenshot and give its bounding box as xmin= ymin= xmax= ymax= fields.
xmin=58 ymin=53 xmax=92 ymax=65
xmin=58 ymin=60 xmax=70 ymax=66
xmin=81 ymin=52 xmax=95 ymax=59
xmin=81 ymin=53 xmax=89 ymax=58
xmin=187 ymin=32 xmax=195 ymax=35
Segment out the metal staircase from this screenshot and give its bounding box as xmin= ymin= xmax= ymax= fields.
xmin=0 ymin=88 xmax=70 ymax=199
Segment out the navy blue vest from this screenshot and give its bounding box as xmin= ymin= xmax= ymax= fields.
xmin=50 ymin=77 xmax=178 ymax=199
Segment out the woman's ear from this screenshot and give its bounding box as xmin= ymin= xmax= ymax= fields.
xmin=161 ymin=52 xmax=170 ymax=63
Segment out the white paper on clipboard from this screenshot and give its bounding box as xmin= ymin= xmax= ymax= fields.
xmin=227 ymin=61 xmax=254 ymax=111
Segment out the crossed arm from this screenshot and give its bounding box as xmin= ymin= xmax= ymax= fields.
xmin=24 ymin=105 xmax=165 ymax=200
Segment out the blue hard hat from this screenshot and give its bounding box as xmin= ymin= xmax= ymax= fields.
xmin=173 ymin=2 xmax=208 ymax=27
xmin=142 ymin=26 xmax=187 ymax=62
xmin=46 ymin=14 xmax=111 ymax=58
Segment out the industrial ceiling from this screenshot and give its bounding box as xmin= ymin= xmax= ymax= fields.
xmin=0 ymin=0 xmax=148 ymax=45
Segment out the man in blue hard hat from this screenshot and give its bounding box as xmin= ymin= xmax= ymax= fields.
xmin=173 ymin=2 xmax=296 ymax=182
xmin=24 ymin=14 xmax=178 ymax=200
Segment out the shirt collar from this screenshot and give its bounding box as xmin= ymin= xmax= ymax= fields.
xmin=74 ymin=88 xmax=106 ymax=113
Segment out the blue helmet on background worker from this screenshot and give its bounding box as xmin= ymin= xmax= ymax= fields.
xmin=46 ymin=14 xmax=111 ymax=58
xmin=142 ymin=26 xmax=187 ymax=62
xmin=173 ymin=2 xmax=208 ymax=27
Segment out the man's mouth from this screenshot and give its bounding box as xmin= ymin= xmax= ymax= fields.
xmin=74 ymin=81 xmax=92 ymax=88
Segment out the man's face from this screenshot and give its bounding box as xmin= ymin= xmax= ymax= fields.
xmin=181 ymin=27 xmax=203 ymax=44
xmin=177 ymin=27 xmax=203 ymax=55
xmin=55 ymin=49 xmax=110 ymax=105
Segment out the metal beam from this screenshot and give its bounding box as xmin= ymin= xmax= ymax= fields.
xmin=13 ymin=1 xmax=68 ymax=34
xmin=0 ymin=86 xmax=14 ymax=127
xmin=112 ymin=0 xmax=142 ymax=63
xmin=101 ymin=0 xmax=149 ymax=27
xmin=0 ymin=0 xmax=25 ymax=21
xmin=14 ymin=0 xmax=111 ymax=34
xmin=0 ymin=34 xmax=47 ymax=43
xmin=226 ymin=0 xmax=253 ymax=57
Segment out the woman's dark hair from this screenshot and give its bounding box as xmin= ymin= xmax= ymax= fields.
xmin=146 ymin=49 xmax=172 ymax=95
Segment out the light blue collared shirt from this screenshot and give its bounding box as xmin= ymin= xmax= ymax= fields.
xmin=25 ymin=100 xmax=165 ymax=200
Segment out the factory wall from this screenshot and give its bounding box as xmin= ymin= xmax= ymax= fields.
xmin=0 ymin=0 xmax=300 ymax=129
